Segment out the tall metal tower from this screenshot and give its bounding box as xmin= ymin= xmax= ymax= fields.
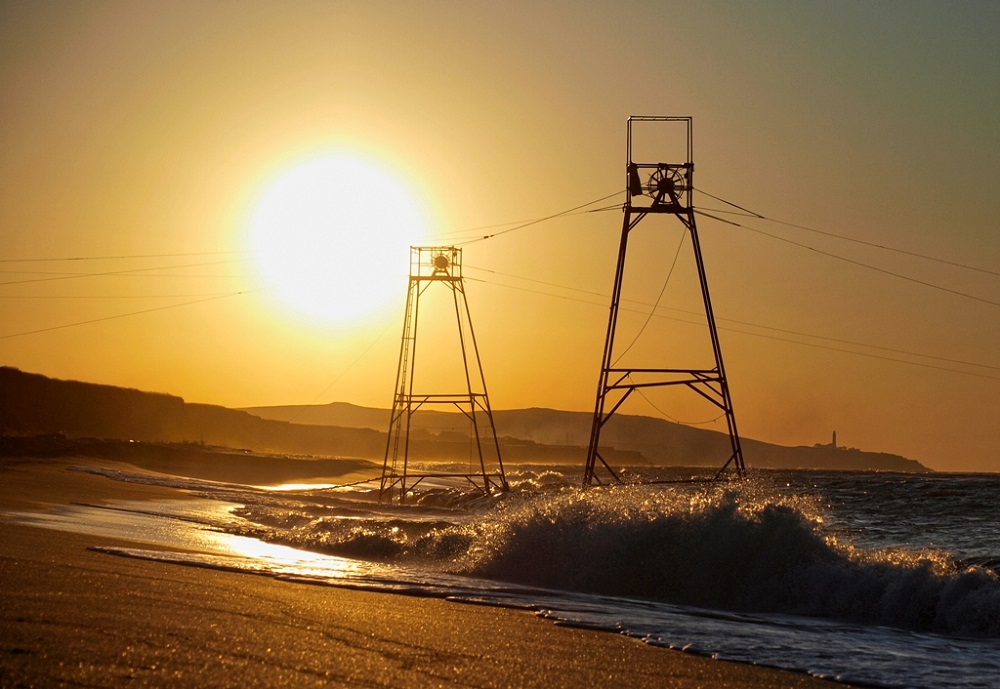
xmin=583 ymin=116 xmax=746 ymax=486
xmin=380 ymin=246 xmax=508 ymax=503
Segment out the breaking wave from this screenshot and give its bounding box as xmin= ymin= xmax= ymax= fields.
xmin=231 ymin=482 xmax=1000 ymax=638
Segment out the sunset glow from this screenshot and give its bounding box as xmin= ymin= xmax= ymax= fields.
xmin=0 ymin=1 xmax=997 ymax=472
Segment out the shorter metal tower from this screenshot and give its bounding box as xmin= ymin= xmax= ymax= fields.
xmin=584 ymin=116 xmax=746 ymax=486
xmin=380 ymin=246 xmax=508 ymax=503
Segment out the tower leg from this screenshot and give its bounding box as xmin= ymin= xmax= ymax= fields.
xmin=584 ymin=210 xmax=639 ymax=486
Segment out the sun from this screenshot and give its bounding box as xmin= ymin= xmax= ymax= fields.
xmin=245 ymin=152 xmax=427 ymax=326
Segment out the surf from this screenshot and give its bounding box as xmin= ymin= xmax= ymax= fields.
xmin=223 ymin=476 xmax=1000 ymax=639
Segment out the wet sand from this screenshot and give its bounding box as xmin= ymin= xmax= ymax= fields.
xmin=0 ymin=455 xmax=855 ymax=688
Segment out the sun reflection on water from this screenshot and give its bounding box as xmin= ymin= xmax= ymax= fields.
xmin=5 ymin=498 xmax=372 ymax=581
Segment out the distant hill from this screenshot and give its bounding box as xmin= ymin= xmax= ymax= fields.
xmin=1 ymin=367 xmax=929 ymax=472
xmin=244 ymin=402 xmax=930 ymax=473
xmin=0 ymin=367 xmax=383 ymax=459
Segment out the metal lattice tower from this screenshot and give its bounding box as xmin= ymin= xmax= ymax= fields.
xmin=583 ymin=116 xmax=746 ymax=486
xmin=380 ymin=246 xmax=508 ymax=503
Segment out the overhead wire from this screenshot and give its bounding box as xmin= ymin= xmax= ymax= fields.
xmin=628 ymin=377 xmax=727 ymax=426
xmin=457 ymin=185 xmax=997 ymax=317
xmin=451 ymin=190 xmax=623 ymax=245
xmin=693 ymin=186 xmax=998 ymax=304
xmin=696 ymin=209 xmax=1000 ymax=308
xmin=724 ymin=321 xmax=1000 ymax=380
xmin=694 ymin=190 xmax=999 ymax=277
xmin=612 ymin=230 xmax=686 ymax=366
xmin=3 ymin=187 xmax=994 ymax=383
xmin=295 ymin=318 xmax=399 ymax=410
xmin=0 ymin=250 xmax=245 ymax=263
xmin=704 ymin=309 xmax=999 ymax=372
xmin=439 ymin=202 xmax=620 ymax=240
xmin=463 ymin=266 xmax=1000 ymax=381
xmin=0 ymin=259 xmax=241 ymax=286
xmin=0 ymin=292 xmax=245 ymax=299
xmin=0 ymin=290 xmax=255 ymax=340
xmin=465 ymin=263 xmax=998 ymax=373
xmin=0 ymin=243 xmax=260 ymax=340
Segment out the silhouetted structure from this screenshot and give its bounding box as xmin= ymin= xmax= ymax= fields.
xmin=380 ymin=247 xmax=508 ymax=502
xmin=584 ymin=116 xmax=746 ymax=485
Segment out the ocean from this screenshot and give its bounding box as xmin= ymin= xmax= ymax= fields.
xmin=13 ymin=464 xmax=1000 ymax=689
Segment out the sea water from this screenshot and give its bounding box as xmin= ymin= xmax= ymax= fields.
xmin=11 ymin=465 xmax=1000 ymax=689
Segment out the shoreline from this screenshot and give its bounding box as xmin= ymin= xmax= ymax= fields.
xmin=1 ymin=455 xmax=856 ymax=688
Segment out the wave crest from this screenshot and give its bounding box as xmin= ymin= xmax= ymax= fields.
xmin=456 ymin=485 xmax=1000 ymax=638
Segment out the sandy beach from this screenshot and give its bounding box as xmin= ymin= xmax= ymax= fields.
xmin=0 ymin=454 xmax=855 ymax=688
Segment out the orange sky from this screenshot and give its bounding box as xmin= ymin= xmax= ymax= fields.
xmin=2 ymin=1 xmax=998 ymax=472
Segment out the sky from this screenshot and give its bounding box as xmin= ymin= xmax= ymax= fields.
xmin=1 ymin=1 xmax=997 ymax=473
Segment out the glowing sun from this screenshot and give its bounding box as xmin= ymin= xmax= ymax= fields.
xmin=246 ymin=152 xmax=426 ymax=325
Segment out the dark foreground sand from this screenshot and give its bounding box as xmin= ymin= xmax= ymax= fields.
xmin=0 ymin=456 xmax=855 ymax=688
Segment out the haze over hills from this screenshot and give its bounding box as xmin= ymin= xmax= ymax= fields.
xmin=1 ymin=367 xmax=928 ymax=472
xmin=243 ymin=401 xmax=930 ymax=473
